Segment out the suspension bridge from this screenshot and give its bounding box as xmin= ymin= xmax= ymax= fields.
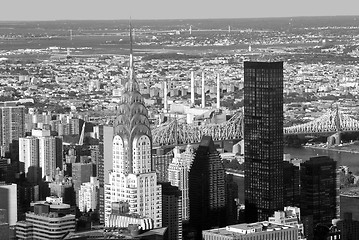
xmin=152 ymin=109 xmax=359 ymax=146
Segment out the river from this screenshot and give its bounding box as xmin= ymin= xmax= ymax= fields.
xmin=284 ymin=146 xmax=359 ymax=174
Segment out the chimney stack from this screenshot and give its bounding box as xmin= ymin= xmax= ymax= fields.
xmin=163 ymin=80 xmax=168 ymax=112
xmin=201 ymin=71 xmax=205 ymax=108
xmin=217 ymin=73 xmax=220 ymax=109
xmin=191 ymin=71 xmax=195 ymax=105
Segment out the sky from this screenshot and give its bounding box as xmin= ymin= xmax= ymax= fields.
xmin=0 ymin=0 xmax=359 ymax=21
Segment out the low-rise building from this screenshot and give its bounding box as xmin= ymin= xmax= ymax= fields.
xmin=202 ymin=222 xmax=298 ymax=240
xmin=15 ymin=204 xmax=75 ymax=240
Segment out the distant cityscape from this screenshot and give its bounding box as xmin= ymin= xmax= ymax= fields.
xmin=1 ymin=16 xmax=359 ymax=240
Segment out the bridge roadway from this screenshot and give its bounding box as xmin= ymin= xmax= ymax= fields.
xmin=152 ymin=109 xmax=359 ymax=146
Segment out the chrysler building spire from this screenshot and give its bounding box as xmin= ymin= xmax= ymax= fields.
xmin=129 ymin=19 xmax=134 ymax=80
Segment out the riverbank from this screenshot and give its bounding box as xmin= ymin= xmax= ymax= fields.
xmin=304 ymin=142 xmax=359 ymax=154
xmin=303 ymin=145 xmax=359 ymax=153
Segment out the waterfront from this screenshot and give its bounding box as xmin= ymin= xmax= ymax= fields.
xmin=285 ymin=146 xmax=359 ymax=174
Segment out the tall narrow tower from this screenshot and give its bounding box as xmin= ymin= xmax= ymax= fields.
xmin=105 ymin=22 xmax=162 ymax=228
xmin=244 ymin=61 xmax=284 ymax=222
xmin=189 ymin=136 xmax=227 ymax=240
xmin=190 ymin=71 xmax=195 ymax=105
xmin=216 ymin=73 xmax=220 ymax=109
xmin=201 ymin=71 xmax=205 ymax=108
xmin=163 ymin=80 xmax=168 ymax=112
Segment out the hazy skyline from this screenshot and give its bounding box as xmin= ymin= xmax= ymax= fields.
xmin=0 ymin=0 xmax=359 ymax=21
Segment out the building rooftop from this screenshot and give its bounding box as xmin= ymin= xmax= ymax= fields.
xmin=204 ymin=222 xmax=294 ymax=236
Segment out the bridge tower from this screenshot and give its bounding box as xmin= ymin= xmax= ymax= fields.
xmin=327 ymin=105 xmax=342 ymax=147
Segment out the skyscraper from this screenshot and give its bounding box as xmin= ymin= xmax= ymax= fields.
xmin=0 ymin=105 xmax=25 ymax=157
xmin=244 ymin=61 xmax=284 ymax=222
xmin=189 ymin=136 xmax=226 ymax=240
xmin=0 ymin=183 xmax=18 ymax=226
xmin=104 ymin=24 xmax=162 ymax=228
xmin=283 ymin=161 xmax=300 ymax=207
xmin=161 ymin=182 xmax=182 ymax=240
xmin=19 ymin=129 xmax=62 ymax=180
xmin=300 ymin=156 xmax=337 ymax=226
xmin=168 ymin=145 xmax=195 ymax=221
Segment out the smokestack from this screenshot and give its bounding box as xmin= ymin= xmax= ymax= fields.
xmin=217 ymin=73 xmax=220 ymax=109
xmin=164 ymin=80 xmax=168 ymax=112
xmin=201 ymin=71 xmax=205 ymax=108
xmin=191 ymin=71 xmax=195 ymax=105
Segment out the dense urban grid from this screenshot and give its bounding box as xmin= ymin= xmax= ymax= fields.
xmin=1 ymin=16 xmax=359 ymax=240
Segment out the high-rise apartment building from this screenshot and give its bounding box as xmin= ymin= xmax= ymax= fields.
xmin=19 ymin=129 xmax=62 ymax=180
xmin=0 ymin=183 xmax=18 ymax=226
xmin=0 ymin=105 xmax=25 ymax=157
xmin=189 ymin=136 xmax=226 ymax=240
xmin=72 ymin=162 xmax=93 ymax=205
xmin=300 ymin=156 xmax=337 ymax=226
xmin=19 ymin=136 xmax=40 ymax=182
xmin=161 ymin=182 xmax=182 ymax=240
xmin=168 ymin=145 xmax=195 ymax=221
xmin=78 ymin=176 xmax=99 ymax=212
xmin=104 ymin=26 xmax=162 ymax=228
xmin=244 ymin=61 xmax=284 ymax=222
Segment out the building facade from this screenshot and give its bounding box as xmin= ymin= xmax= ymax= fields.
xmin=189 ymin=136 xmax=226 ymax=240
xmin=78 ymin=176 xmax=99 ymax=212
xmin=16 ymin=205 xmax=75 ymax=240
xmin=104 ymin=27 xmax=162 ymax=228
xmin=19 ymin=129 xmax=62 ymax=180
xmin=300 ymin=156 xmax=337 ymax=226
xmin=244 ymin=61 xmax=284 ymax=222
xmin=0 ymin=105 xmax=25 ymax=157
xmin=161 ymin=182 xmax=182 ymax=240
xmin=168 ymin=145 xmax=194 ymax=221
xmin=202 ymin=222 xmax=298 ymax=240
xmin=0 ymin=183 xmax=17 ymax=226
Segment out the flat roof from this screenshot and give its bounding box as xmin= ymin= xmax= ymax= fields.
xmin=204 ymin=222 xmax=294 ymax=236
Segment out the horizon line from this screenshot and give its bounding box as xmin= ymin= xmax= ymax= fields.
xmin=0 ymin=14 xmax=358 ymax=22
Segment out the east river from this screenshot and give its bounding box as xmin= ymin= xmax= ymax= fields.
xmin=231 ymin=146 xmax=359 ymax=204
xmin=284 ymin=147 xmax=359 ymax=174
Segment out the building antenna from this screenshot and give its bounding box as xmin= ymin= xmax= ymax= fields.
xmin=129 ymin=18 xmax=134 ymax=80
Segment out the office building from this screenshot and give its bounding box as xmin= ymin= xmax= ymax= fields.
xmin=16 ymin=204 xmax=75 ymax=240
xmin=0 ymin=105 xmax=25 ymax=157
xmin=0 ymin=183 xmax=18 ymax=226
xmin=300 ymin=156 xmax=337 ymax=226
xmin=189 ymin=136 xmax=226 ymax=240
xmin=0 ymin=158 xmax=17 ymax=183
xmin=202 ymin=222 xmax=298 ymax=240
xmin=161 ymin=182 xmax=182 ymax=240
xmin=168 ymin=145 xmax=195 ymax=221
xmin=79 ymin=177 xmax=99 ymax=212
xmin=226 ymin=174 xmax=239 ymax=225
xmin=333 ymin=212 xmax=359 ymax=240
xmin=283 ymin=161 xmax=300 ymax=207
xmin=104 ymin=25 xmax=162 ymax=228
xmin=244 ymin=61 xmax=284 ymax=222
xmin=153 ymin=148 xmax=173 ymax=183
xmin=268 ymin=207 xmax=305 ymax=239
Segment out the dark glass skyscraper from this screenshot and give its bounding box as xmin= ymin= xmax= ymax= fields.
xmin=300 ymin=156 xmax=337 ymax=226
xmin=189 ymin=136 xmax=226 ymax=240
xmin=244 ymin=61 xmax=284 ymax=222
